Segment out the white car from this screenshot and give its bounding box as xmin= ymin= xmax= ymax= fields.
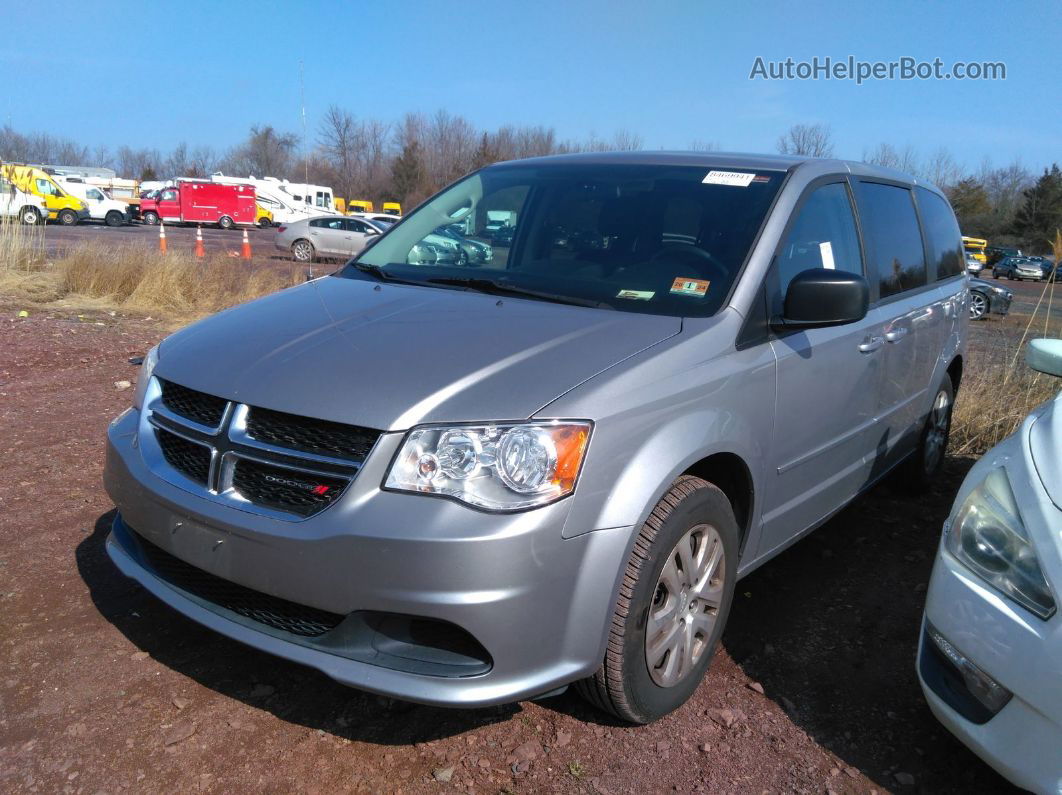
xmin=919 ymin=338 xmax=1062 ymax=793
xmin=58 ymin=179 xmax=131 ymax=226
xmin=0 ymin=177 xmax=47 ymax=225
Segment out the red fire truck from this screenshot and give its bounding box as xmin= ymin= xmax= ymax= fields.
xmin=139 ymin=180 xmax=256 ymax=229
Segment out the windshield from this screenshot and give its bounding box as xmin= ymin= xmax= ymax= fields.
xmin=342 ymin=163 xmax=783 ymax=316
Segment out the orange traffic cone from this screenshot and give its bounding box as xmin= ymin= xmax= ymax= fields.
xmin=194 ymin=225 xmax=205 ymax=258
xmin=158 ymin=221 xmax=167 ymax=254
xmin=241 ymin=228 xmax=252 ymax=260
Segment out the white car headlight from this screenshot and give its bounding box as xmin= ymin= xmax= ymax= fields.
xmin=946 ymin=468 xmax=1057 ymax=619
xmin=384 ymin=421 xmax=591 ymax=511
xmin=132 ymin=344 xmax=160 ymax=410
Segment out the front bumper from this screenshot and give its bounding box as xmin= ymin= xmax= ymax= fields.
xmin=988 ymin=289 xmax=1013 ymax=316
xmin=103 ymin=408 xmax=631 ymax=707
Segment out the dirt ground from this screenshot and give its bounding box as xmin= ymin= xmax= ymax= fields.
xmin=0 ymin=284 xmax=1039 ymax=794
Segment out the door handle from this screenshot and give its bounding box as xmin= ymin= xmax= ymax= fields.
xmin=858 ymin=336 xmax=885 ymax=353
xmin=884 ymin=327 xmax=908 ymax=343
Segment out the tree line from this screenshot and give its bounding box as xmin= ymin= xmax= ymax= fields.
xmin=2 ymin=117 xmax=1059 ymax=254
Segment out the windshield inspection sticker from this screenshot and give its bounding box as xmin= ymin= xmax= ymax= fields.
xmin=670 ymin=278 xmax=710 ymax=297
xmin=616 ymin=289 xmax=655 ymax=301
xmin=702 ymin=170 xmax=756 ymax=187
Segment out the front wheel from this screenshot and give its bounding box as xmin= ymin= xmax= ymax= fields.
xmin=291 ymin=239 xmax=315 ymax=262
xmin=142 ymin=211 xmax=159 ymax=225
xmin=19 ymin=206 xmax=41 ymax=225
xmin=105 ymin=210 xmax=124 ymax=227
xmin=900 ymin=376 xmax=954 ymax=493
xmin=969 ymin=291 xmax=989 ymax=320
xmin=258 ymin=217 xmax=272 ymax=229
xmin=58 ymin=208 xmax=78 ymax=226
xmin=218 ymin=215 xmax=234 ymax=230
xmin=575 ymin=476 xmax=738 ymax=724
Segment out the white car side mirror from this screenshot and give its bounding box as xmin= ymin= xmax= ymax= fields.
xmin=1026 ymin=338 xmax=1062 ymax=378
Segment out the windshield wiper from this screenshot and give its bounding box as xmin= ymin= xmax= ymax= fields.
xmin=424 ymin=276 xmax=614 ymax=309
xmin=349 ymin=262 xmax=428 ymax=286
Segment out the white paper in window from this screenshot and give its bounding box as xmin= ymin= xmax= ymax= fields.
xmin=819 ymin=241 xmax=835 ymax=270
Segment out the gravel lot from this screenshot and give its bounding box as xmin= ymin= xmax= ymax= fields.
xmin=0 ymin=274 xmax=1044 ymax=793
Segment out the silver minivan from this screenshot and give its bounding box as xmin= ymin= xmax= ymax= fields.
xmin=105 ymin=152 xmax=967 ymax=723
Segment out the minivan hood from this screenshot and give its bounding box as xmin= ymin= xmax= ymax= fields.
xmin=156 ymin=276 xmax=681 ymax=430
xmin=1029 ymin=391 xmax=1062 ymax=510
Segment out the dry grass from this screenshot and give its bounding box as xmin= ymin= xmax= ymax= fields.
xmin=951 ymin=230 xmax=1062 ymax=455
xmin=0 ymin=220 xmax=302 ymax=318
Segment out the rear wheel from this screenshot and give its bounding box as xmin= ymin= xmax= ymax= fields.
xmin=969 ymin=290 xmax=989 ymax=320
xmin=105 ymin=210 xmax=124 ymax=227
xmin=575 ymin=476 xmax=738 ymax=724
xmin=218 ymin=215 xmax=234 ymax=230
xmin=19 ymin=206 xmax=41 ymax=225
xmin=142 ymin=211 xmax=159 ymax=225
xmin=258 ymin=216 xmax=272 ymax=229
xmin=901 ymin=376 xmax=954 ymax=493
xmin=292 ymin=239 xmax=315 ymax=262
xmin=58 ymin=208 xmax=78 ymax=226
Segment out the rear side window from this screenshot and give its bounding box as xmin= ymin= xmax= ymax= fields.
xmin=855 ymin=182 xmax=926 ymax=299
xmin=777 ymin=182 xmax=863 ymax=296
xmin=916 ymin=188 xmax=963 ymax=280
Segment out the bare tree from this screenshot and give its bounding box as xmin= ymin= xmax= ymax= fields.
xmin=862 ymin=142 xmax=919 ymax=173
xmin=689 ymin=139 xmax=720 ymax=152
xmin=222 ymin=125 xmax=299 ymax=178
xmin=776 ymin=123 xmax=834 ymax=158
xmin=921 ymin=147 xmax=963 ymax=188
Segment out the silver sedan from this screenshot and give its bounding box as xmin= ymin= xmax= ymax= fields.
xmin=274 ymin=215 xmax=383 ymax=262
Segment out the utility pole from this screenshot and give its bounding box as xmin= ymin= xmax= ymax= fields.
xmin=300 ymin=60 xmax=308 ymax=185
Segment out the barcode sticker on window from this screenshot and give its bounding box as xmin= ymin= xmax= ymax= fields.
xmin=702 ymin=171 xmax=756 ymax=187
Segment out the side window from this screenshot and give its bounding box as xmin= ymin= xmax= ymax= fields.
xmin=161 ymin=189 xmax=178 ymax=201
xmin=348 ymin=220 xmax=372 ymax=234
xmin=916 ymin=187 xmax=963 ymax=280
xmin=777 ymin=182 xmax=863 ymax=296
xmin=36 ymin=178 xmax=58 ymax=196
xmin=855 ymin=182 xmax=926 ymax=299
xmin=308 ymin=218 xmax=323 ymax=228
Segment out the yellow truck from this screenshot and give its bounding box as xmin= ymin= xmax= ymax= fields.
xmin=0 ymin=163 xmax=88 ymax=225
xmin=347 ymin=199 xmax=374 ymax=214
xmin=381 ymin=201 xmax=402 ymax=216
xmin=962 ymin=236 xmax=988 ymax=265
xmin=255 ymin=203 xmax=274 ymax=228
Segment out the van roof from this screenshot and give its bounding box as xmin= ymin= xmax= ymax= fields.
xmin=490 ymin=150 xmax=929 ymax=188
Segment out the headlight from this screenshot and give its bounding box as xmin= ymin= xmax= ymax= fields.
xmin=946 ymin=468 xmax=1056 ymax=619
xmin=132 ymin=344 xmax=160 ymax=410
xmin=384 ymin=421 xmax=591 ymax=511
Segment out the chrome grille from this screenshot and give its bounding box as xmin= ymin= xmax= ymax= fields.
xmin=141 ymin=378 xmax=380 ymax=519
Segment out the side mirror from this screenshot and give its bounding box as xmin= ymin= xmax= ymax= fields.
xmin=774 ymin=268 xmax=869 ymax=329
xmin=1026 ymin=338 xmax=1062 ymax=377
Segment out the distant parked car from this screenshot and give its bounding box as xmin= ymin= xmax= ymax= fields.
xmin=967 ymin=277 xmax=1012 ymax=320
xmin=275 ymin=215 xmax=381 ymax=262
xmin=918 ymin=337 xmax=1062 ymax=793
xmin=965 ymin=255 xmax=983 ymax=275
xmin=986 ymin=245 xmax=1022 ymax=267
xmin=993 ymin=257 xmax=1042 ymax=281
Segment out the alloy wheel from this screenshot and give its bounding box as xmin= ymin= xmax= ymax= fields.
xmin=923 ymin=389 xmax=951 ymax=473
xmin=969 ymin=292 xmax=988 ymax=320
xmin=645 ymin=524 xmax=725 ymax=688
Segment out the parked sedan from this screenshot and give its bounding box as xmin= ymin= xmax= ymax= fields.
xmin=275 ymin=215 xmax=381 ymax=262
xmin=965 ymin=255 xmax=983 ymax=276
xmin=968 ymin=278 xmax=1012 ymax=320
xmin=993 ymin=256 xmax=1043 ymax=281
xmin=918 ymin=338 xmax=1062 ymax=793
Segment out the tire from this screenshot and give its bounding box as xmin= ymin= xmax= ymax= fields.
xmin=218 ymin=215 xmax=234 ymax=230
xmin=142 ymin=211 xmax=159 ymax=226
xmin=105 ymin=210 xmax=124 ymax=227
xmin=969 ymin=290 xmax=989 ymax=320
xmin=291 ymin=239 xmax=315 ymax=262
xmin=58 ymin=208 xmax=78 ymax=226
xmin=19 ymin=206 xmax=41 ymax=226
xmin=258 ymin=217 xmax=272 ymax=229
xmin=900 ymin=376 xmax=954 ymax=493
xmin=575 ymin=476 xmax=738 ymax=724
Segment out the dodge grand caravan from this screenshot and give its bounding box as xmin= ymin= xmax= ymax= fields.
xmin=104 ymin=152 xmax=968 ymax=723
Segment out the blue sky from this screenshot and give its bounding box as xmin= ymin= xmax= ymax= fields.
xmin=5 ymin=0 xmax=1059 ymax=171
